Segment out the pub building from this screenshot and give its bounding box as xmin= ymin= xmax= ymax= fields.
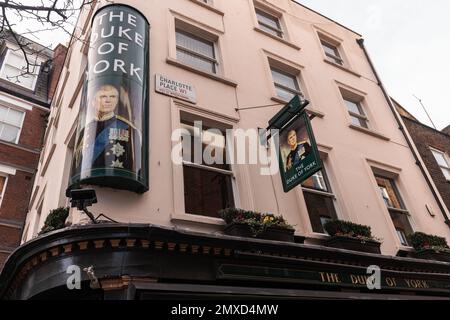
xmin=1 ymin=0 xmax=450 ymax=300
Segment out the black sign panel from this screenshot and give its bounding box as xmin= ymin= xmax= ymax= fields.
xmin=68 ymin=5 xmax=149 ymax=193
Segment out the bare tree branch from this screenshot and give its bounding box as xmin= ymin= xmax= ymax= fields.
xmin=0 ymin=0 xmax=102 ymax=83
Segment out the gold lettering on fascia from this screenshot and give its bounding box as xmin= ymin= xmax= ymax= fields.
xmin=319 ymin=272 xmax=341 ymax=284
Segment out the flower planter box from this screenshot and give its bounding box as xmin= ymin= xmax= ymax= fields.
xmin=258 ymin=227 xmax=295 ymax=243
xmin=223 ymin=223 xmax=254 ymax=238
xmin=413 ymin=249 xmax=450 ymax=263
xmin=223 ymin=223 xmax=295 ymax=242
xmin=325 ymin=236 xmax=381 ymax=254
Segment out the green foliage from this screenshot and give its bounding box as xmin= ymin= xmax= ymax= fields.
xmin=219 ymin=208 xmax=294 ymax=236
xmin=323 ymin=219 xmax=378 ymax=241
xmin=39 ymin=207 xmax=70 ymax=235
xmin=409 ymin=232 xmax=449 ymax=252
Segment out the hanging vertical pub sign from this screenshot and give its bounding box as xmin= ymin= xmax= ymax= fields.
xmin=68 ymin=4 xmax=150 ymax=193
xmin=269 ymin=95 xmax=322 ymax=193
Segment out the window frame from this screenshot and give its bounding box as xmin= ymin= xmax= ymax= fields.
xmin=180 ymin=115 xmax=235 ymax=217
xmin=0 ymin=174 xmax=8 ymax=208
xmin=343 ymin=98 xmax=369 ymax=129
xmin=375 ymin=175 xmax=414 ymax=246
xmin=171 ymin=102 xmax=240 ymax=223
xmin=301 ymin=165 xmax=339 ymax=234
xmin=320 ymin=39 xmax=344 ymax=66
xmin=255 ymin=8 xmax=284 ymax=39
xmin=0 ymin=48 xmax=41 ymax=91
xmin=430 ymin=147 xmax=450 ymax=181
xmin=0 ymin=104 xmax=26 ymax=144
xmin=175 ymin=28 xmax=219 ymax=75
xmin=270 ymin=66 xmax=302 ymax=102
xmin=337 ymin=84 xmax=377 ymax=132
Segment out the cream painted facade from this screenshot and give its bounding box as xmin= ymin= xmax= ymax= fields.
xmin=22 ymin=0 xmax=450 ymax=256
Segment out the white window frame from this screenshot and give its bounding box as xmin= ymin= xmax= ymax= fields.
xmin=0 ymin=48 xmax=41 ymax=91
xmin=374 ymin=174 xmax=415 ymax=247
xmin=180 ymin=114 xmax=236 ymax=217
xmin=314 ymin=27 xmax=354 ymax=72
xmin=170 ymin=100 xmax=240 ymax=225
xmin=343 ymin=98 xmax=369 ymax=129
xmin=270 ymin=66 xmax=302 ymax=102
xmin=175 ymin=28 xmax=219 ymax=74
xmin=0 ymin=174 xmax=8 ymax=208
xmin=0 ymin=104 xmax=26 ymax=144
xmin=255 ymin=7 xmax=284 ymax=38
xmin=302 ymin=167 xmax=339 ymax=234
xmin=430 ymin=147 xmax=450 ymax=181
xmin=321 ymin=39 xmax=344 ymax=66
xmin=337 ymin=83 xmax=381 ymax=133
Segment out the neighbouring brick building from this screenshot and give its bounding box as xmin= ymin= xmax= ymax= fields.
xmin=394 ymin=99 xmax=450 ymax=212
xmin=0 ymin=33 xmax=66 ymax=270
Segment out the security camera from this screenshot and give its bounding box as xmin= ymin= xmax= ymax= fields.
xmin=67 ymin=188 xmax=98 ymax=224
xmin=69 ymin=189 xmax=97 ymax=210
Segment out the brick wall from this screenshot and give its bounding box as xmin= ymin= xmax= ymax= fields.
xmin=18 ymin=106 xmax=48 ymax=150
xmin=0 ymin=225 xmax=21 ymax=248
xmin=48 ymin=44 xmax=68 ymax=101
xmin=0 ymin=170 xmax=35 ymax=221
xmin=0 ymin=104 xmax=49 ymax=267
xmin=402 ymin=117 xmax=450 ymax=211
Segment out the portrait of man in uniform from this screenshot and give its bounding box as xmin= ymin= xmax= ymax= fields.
xmin=280 ymin=117 xmax=312 ymax=173
xmin=73 ymin=83 xmax=141 ymax=176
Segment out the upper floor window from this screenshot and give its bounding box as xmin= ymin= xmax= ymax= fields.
xmin=176 ymin=29 xmax=218 ymax=74
xmin=375 ymin=176 xmax=413 ymax=246
xmin=0 ymin=105 xmax=25 ymax=143
xmin=271 ymin=67 xmax=301 ymax=102
xmin=302 ymin=168 xmax=338 ymax=234
xmin=255 ymin=8 xmax=283 ymax=38
xmin=0 ymin=48 xmax=40 ymax=90
xmin=180 ymin=113 xmax=235 ymax=217
xmin=431 ymin=148 xmax=450 ymax=181
xmin=0 ymin=175 xmax=7 ymax=208
xmin=321 ymin=40 xmax=343 ymax=66
xmin=344 ymin=98 xmax=368 ymax=128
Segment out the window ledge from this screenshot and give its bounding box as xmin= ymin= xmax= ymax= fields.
xmin=302 ymin=187 xmax=336 ymax=199
xmin=305 ymin=232 xmax=330 ymax=241
xmin=323 ymin=59 xmax=361 ymax=78
xmin=166 ymin=57 xmax=238 ymax=87
xmin=171 ymin=213 xmax=226 ymax=226
xmin=271 ymin=96 xmax=325 ymax=118
xmin=188 ymin=0 xmax=224 ymax=15
xmin=254 ymin=27 xmax=300 ymax=50
xmin=397 ymin=245 xmax=414 ymax=253
xmin=349 ymin=124 xmax=390 ymax=141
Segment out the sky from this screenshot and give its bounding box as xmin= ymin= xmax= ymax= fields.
xmin=298 ymin=0 xmax=450 ymax=130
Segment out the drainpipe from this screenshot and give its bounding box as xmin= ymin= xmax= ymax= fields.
xmin=356 ymin=38 xmax=450 ymax=229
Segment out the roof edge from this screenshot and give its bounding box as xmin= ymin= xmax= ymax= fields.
xmin=291 ymin=0 xmax=362 ymax=37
